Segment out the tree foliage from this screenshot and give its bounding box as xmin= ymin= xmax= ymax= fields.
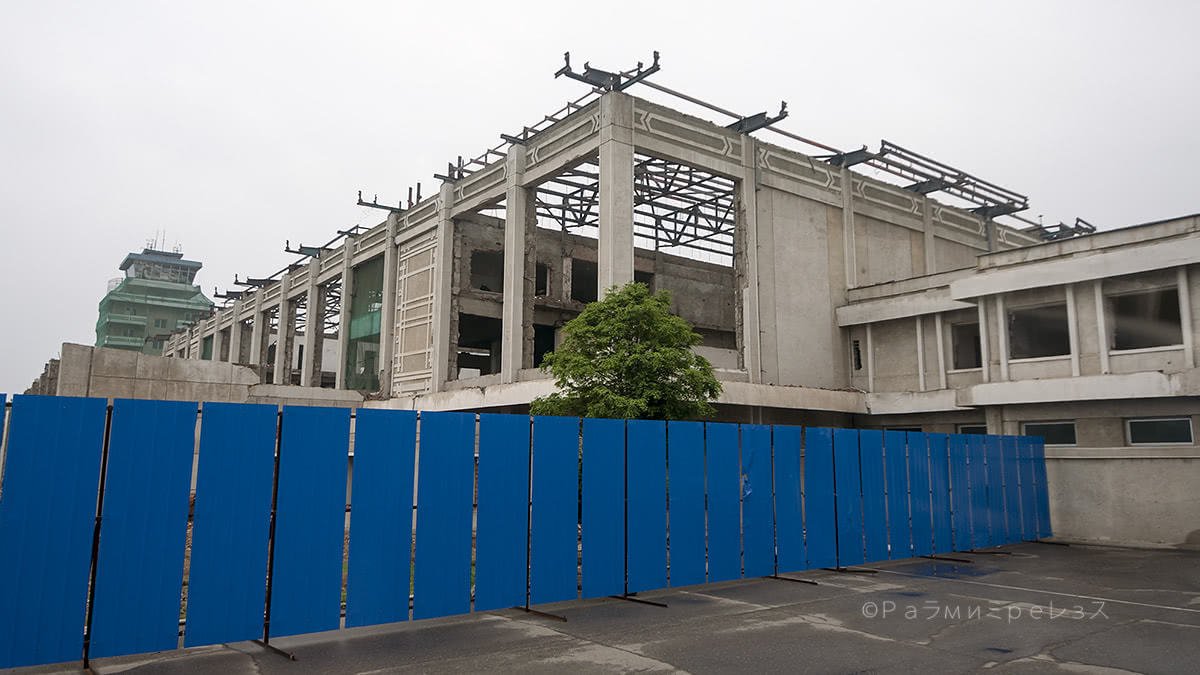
xmin=530 ymin=282 xmax=722 ymax=419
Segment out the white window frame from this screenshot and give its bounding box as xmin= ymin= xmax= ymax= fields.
xmin=1125 ymin=417 xmax=1194 ymax=446
xmin=1021 ymin=420 xmax=1077 ymax=447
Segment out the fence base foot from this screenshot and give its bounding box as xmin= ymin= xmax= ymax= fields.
xmin=610 ymin=593 xmax=669 ymax=608
xmin=921 ymin=554 xmax=974 ymax=564
xmin=514 ymin=605 xmax=568 ymax=622
xmin=1033 ymin=539 xmax=1070 ymax=546
xmin=823 ymin=567 xmax=878 ymax=574
xmin=769 ymin=574 xmax=819 ymax=586
xmin=254 ymin=639 xmax=298 ymax=661
xmin=965 ymin=550 xmax=1012 ymax=556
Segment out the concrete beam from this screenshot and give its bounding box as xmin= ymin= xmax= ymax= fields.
xmin=958 ymin=371 xmax=1179 ymax=407
xmin=273 ymin=273 xmax=294 ymax=385
xmin=739 ymin=137 xmax=765 ymax=384
xmin=228 ymin=300 xmax=244 ymax=363
xmin=597 ymin=92 xmax=635 ymax=293
xmin=378 ymin=214 xmax=400 ymax=396
xmin=300 ymin=258 xmax=324 ymax=387
xmin=836 ymin=287 xmax=976 ymax=326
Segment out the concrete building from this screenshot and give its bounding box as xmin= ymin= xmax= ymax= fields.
xmin=155 ymin=71 xmax=1198 ymax=549
xmin=96 ymin=248 xmax=214 ymax=355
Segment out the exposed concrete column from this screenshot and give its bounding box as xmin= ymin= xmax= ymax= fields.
xmin=738 ymin=137 xmax=765 ymax=384
xmin=995 ymin=294 xmax=1009 ymax=381
xmin=1178 ymin=266 xmax=1194 ymax=369
xmin=273 ymin=273 xmax=294 ymax=385
xmin=211 ymin=327 xmax=225 ymax=362
xmin=335 ymin=235 xmax=356 ymax=389
xmin=597 ymin=92 xmax=635 ymax=293
xmin=431 ymin=182 xmax=456 ymax=392
xmin=300 ymin=258 xmax=324 ymax=387
xmin=934 ymin=313 xmax=948 ymax=390
xmin=915 ymin=316 xmax=926 ymax=392
xmin=1065 ymin=284 xmax=1081 ymax=376
xmin=228 ymin=300 xmax=244 ymax=363
xmin=841 ymin=168 xmax=857 ymax=288
xmin=249 ymin=291 xmax=265 ymax=366
xmin=501 ymin=148 xmax=535 ymax=383
xmin=560 ymin=256 xmax=573 ymax=302
xmin=977 ymin=299 xmax=991 ymax=383
xmin=922 ymin=197 xmax=937 ymax=275
xmin=378 ymin=214 xmax=400 ymax=396
xmin=1093 ymin=280 xmax=1110 ymax=374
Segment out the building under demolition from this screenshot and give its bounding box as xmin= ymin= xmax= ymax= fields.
xmin=96 ymin=247 xmax=213 ymax=355
xmin=150 ymin=58 xmax=1198 ymax=547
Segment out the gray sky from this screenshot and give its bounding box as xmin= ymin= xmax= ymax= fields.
xmin=1 ymin=1 xmax=1197 ymax=393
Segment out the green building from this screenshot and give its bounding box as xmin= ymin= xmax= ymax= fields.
xmin=95 ymin=248 xmax=214 ymax=355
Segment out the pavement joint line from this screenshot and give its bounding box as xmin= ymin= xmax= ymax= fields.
xmin=866 ymin=567 xmax=1200 ymax=615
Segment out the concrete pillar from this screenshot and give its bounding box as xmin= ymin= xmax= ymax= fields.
xmin=1093 ymin=280 xmax=1110 ymax=374
xmin=922 ymin=196 xmax=937 ymax=275
xmin=1066 ymin=284 xmax=1081 ymax=376
xmin=228 ymin=300 xmax=244 ymax=363
xmin=212 ymin=328 xmax=226 ymax=362
xmin=841 ymin=168 xmax=857 ymax=288
xmin=249 ymin=291 xmax=265 ymax=366
xmin=501 ymin=148 xmax=535 ymax=383
xmin=995 ymin=294 xmax=1009 ymax=381
xmin=915 ymin=316 xmax=926 ymax=392
xmin=560 ymin=256 xmax=573 ymax=302
xmin=301 ymin=258 xmax=324 ymax=387
xmin=738 ymin=136 xmax=765 ymax=384
xmin=335 ymin=235 xmax=356 ymax=389
xmin=865 ymin=323 xmax=875 ymax=393
xmin=1178 ymin=266 xmax=1194 ymax=369
xmin=273 ymin=273 xmax=294 ymax=385
xmin=431 ymin=182 xmax=456 ymax=392
xmin=378 ymin=214 xmax=400 ymax=396
xmin=934 ymin=313 xmax=948 ymax=390
xmin=597 ymin=92 xmax=635 ymax=293
xmin=977 ymin=300 xmax=991 ymax=383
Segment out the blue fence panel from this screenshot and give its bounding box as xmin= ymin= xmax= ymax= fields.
xmin=858 ymin=430 xmax=888 ymax=564
xmin=967 ymin=435 xmax=990 ymax=550
xmin=833 ymin=429 xmax=863 ymax=567
xmin=412 ymin=412 xmax=475 ymax=619
xmin=706 ymin=423 xmax=740 ymax=582
xmin=773 ymin=425 xmax=805 ymax=573
xmin=345 ymin=409 xmax=417 ymax=626
xmin=907 ymin=432 xmax=934 ymax=557
xmin=928 ymin=433 xmax=954 ymax=555
xmin=271 ymin=406 xmax=351 ymax=636
xmin=627 ymin=420 xmax=667 ymax=592
xmin=1031 ymin=439 xmax=1052 ymax=538
xmin=883 ymin=430 xmax=911 ymax=559
xmin=667 ymin=421 xmax=706 ymax=586
xmin=1002 ymin=436 xmax=1023 ymax=545
xmin=475 ymin=414 xmax=531 ymax=611
xmin=984 ymin=435 xmax=1006 ymax=547
xmin=947 ymin=434 xmax=973 ymax=552
xmin=0 ymin=396 xmax=106 ymax=669
xmin=529 ymin=416 xmax=579 ymax=605
xmin=581 ymin=418 xmax=623 ymax=599
xmin=185 ymin=403 xmax=276 ymax=647
xmin=1017 ymin=436 xmax=1038 ymax=541
xmin=741 ymin=424 xmax=774 ymax=578
xmin=90 ymin=399 xmax=196 ymax=658
xmin=805 ymin=428 xmax=837 ymax=569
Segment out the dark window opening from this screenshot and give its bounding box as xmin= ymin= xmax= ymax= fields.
xmin=457 ymin=313 xmax=502 ymax=377
xmin=1111 ymin=288 xmax=1182 ymax=350
xmin=470 ymin=250 xmax=505 ymax=293
xmin=951 ymin=322 xmax=982 ymax=369
xmin=1127 ymin=417 xmax=1193 ymax=445
xmin=534 ymin=324 xmax=556 ymax=367
xmin=1023 ymin=421 xmax=1076 ymax=446
xmin=958 ymin=424 xmax=987 ymax=435
xmin=634 ymin=270 xmax=654 ymax=289
xmin=885 ymin=426 xmax=921 ymax=432
xmin=535 ymin=263 xmax=550 ymax=297
xmin=852 ymin=339 xmax=863 ymax=371
xmin=571 ymin=259 xmax=598 ymax=303
xmin=1008 ymin=304 xmax=1070 ymax=359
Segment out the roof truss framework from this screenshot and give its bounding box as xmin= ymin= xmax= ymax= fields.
xmin=533 ymin=152 xmax=736 ymax=265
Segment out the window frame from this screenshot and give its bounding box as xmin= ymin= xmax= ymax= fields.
xmin=1105 ymin=285 xmax=1184 ymax=353
xmin=1125 ymin=417 xmax=1194 ymax=446
xmin=1007 ymin=301 xmax=1072 ymax=361
xmin=1021 ymin=420 xmax=1077 ymax=447
xmin=948 ymin=321 xmax=983 ymax=372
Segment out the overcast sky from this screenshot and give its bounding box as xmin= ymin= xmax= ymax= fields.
xmin=1 ymin=1 xmax=1196 ymax=393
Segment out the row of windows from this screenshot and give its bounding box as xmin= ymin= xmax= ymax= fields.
xmin=881 ymin=418 xmax=1194 ymax=446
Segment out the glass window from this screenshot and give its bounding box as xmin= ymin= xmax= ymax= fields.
xmin=951 ymin=322 xmax=982 ymax=369
xmin=884 ymin=426 xmax=921 ymax=432
xmin=1022 ymin=421 xmax=1076 ymax=446
xmin=1009 ymin=304 xmax=1071 ymax=359
xmin=957 ymin=424 xmax=987 ymax=435
xmin=1110 ymin=288 xmax=1182 ymax=350
xmin=1127 ymin=418 xmax=1193 ymax=445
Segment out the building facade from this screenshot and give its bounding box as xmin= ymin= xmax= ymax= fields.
xmin=97 ymin=248 xmax=214 ymax=355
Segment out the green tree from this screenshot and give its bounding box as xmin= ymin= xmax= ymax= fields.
xmin=531 ymin=282 xmax=722 ymax=419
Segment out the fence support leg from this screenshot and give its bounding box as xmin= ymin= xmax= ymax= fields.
xmin=253 ymin=639 xmax=298 ymax=661
xmin=513 ymin=605 xmax=568 ymax=622
xmin=610 ymin=593 xmax=669 ymax=608
xmin=921 ymin=554 xmax=974 ymax=564
xmin=769 ymin=574 xmax=819 ymax=586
